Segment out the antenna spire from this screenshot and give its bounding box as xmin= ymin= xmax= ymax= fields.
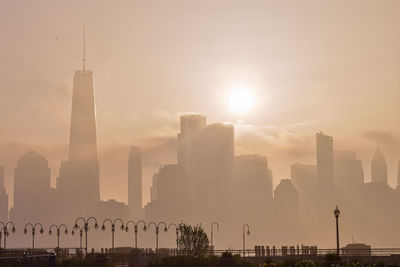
xmin=82 ymin=25 xmax=86 ymax=71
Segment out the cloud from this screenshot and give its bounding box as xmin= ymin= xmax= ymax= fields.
xmin=363 ymin=130 xmax=400 ymax=149
xmin=235 ymin=123 xmax=315 ymax=159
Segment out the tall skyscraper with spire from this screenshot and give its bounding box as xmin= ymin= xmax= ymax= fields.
xmin=57 ymin=27 xmax=100 ymax=215
xmin=371 ymin=148 xmax=388 ymax=185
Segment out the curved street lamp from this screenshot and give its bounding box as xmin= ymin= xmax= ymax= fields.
xmin=74 ymin=216 xmax=98 ymax=255
xmin=210 ymin=222 xmax=219 ymax=250
xmin=49 ymin=224 xmax=68 ymax=250
xmin=168 ymin=223 xmax=180 ymax=250
xmin=0 ymin=221 xmax=16 ymax=249
xmin=24 ymin=223 xmax=44 ymax=249
xmin=101 ymin=218 xmax=125 ymax=253
xmin=125 ymin=220 xmax=147 ymax=249
xmin=71 ymin=224 xmax=84 ymax=251
xmin=147 ymin=221 xmax=168 ymax=252
xmin=242 ymin=223 xmax=250 ymax=257
xmin=334 ymin=205 xmax=341 ymax=255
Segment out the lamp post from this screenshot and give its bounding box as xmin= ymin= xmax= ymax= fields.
xmin=242 ymin=223 xmax=250 ymax=257
xmin=74 ymin=216 xmax=98 ymax=255
xmin=49 ymin=224 xmax=68 ymax=250
xmin=71 ymin=225 xmax=84 ymax=252
xmin=210 ymin=222 xmax=219 ymax=251
xmin=0 ymin=221 xmax=16 ymax=249
xmin=334 ymin=205 xmax=341 ymax=255
xmin=125 ymin=220 xmax=147 ymax=249
xmin=147 ymin=221 xmax=168 ymax=252
xmin=168 ymin=223 xmax=180 ymax=250
xmin=24 ymin=223 xmax=44 ymax=250
xmin=101 ymin=218 xmax=125 ymax=253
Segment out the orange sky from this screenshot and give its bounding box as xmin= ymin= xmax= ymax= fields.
xmin=1 ymin=0 xmax=400 ymax=206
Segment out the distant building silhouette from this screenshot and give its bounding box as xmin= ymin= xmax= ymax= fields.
xmin=150 ymin=173 xmax=159 ymax=203
xmin=371 ymin=148 xmax=388 ymax=184
xmin=291 ymin=163 xmax=316 ymax=192
xmin=177 ymin=114 xmax=207 ymax=203
xmin=94 ymin=199 xmax=129 ymax=221
xmin=0 ymin=166 xmax=8 ymax=222
xmin=10 ymin=151 xmax=51 ymax=224
xmin=56 ymin=34 xmax=100 ymax=216
xmin=316 ymin=132 xmax=334 ymax=190
xmin=232 ymin=154 xmax=273 ymax=222
xmin=274 ymin=179 xmax=299 ymax=234
xmin=334 ymin=151 xmax=364 ymax=193
xmin=128 ymin=146 xmax=143 ymax=219
xmin=145 ymin=164 xmax=190 ymax=222
xmin=191 ymin=123 xmax=234 ymax=214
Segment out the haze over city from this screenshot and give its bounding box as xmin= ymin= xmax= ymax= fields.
xmin=1 ymin=0 xmax=400 ymax=260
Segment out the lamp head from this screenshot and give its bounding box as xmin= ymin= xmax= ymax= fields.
xmin=12 ymin=226 xmax=16 ymax=233
xmin=49 ymin=230 xmax=52 ymax=235
xmin=125 ymin=226 xmax=129 ymax=232
xmin=24 ymin=228 xmax=27 ymax=234
xmin=74 ymin=223 xmax=78 ymax=230
xmin=71 ymin=230 xmax=75 ymax=236
xmin=101 ymin=225 xmax=106 ymax=231
xmin=247 ymin=230 xmax=250 ymax=235
xmin=143 ymin=225 xmax=147 ymax=231
xmin=334 ymin=205 xmax=340 ymax=218
xmin=120 ymin=224 xmax=125 ymax=231
xmin=64 ymin=229 xmax=68 ymax=235
xmin=164 ymin=226 xmax=168 ymax=232
xmin=94 ymin=223 xmax=99 ymax=230
xmin=40 ymin=228 xmax=44 ymax=234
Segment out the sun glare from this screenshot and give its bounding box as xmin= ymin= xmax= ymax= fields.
xmin=226 ymin=87 xmax=256 ymax=115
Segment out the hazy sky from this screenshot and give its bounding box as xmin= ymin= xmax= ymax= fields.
xmin=1 ymin=0 xmax=400 ymax=206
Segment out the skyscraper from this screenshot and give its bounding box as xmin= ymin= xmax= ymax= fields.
xmin=290 ymin=163 xmax=316 ymax=191
xmin=334 ymin=150 xmax=364 ymax=192
xmin=177 ymin=114 xmax=207 ymax=203
xmin=274 ymin=179 xmax=299 ymax=223
xmin=371 ymin=148 xmax=388 ymax=185
xmin=11 ymin=151 xmax=51 ymax=223
xmin=191 ymin=123 xmax=234 ymax=212
xmin=56 ymin=28 xmax=100 ymax=214
xmin=128 ymin=146 xmax=143 ymax=219
xmin=232 ymin=154 xmax=273 ymax=222
xmin=0 ymin=166 xmax=8 ymax=222
xmin=316 ymin=132 xmax=334 ymax=190
xmin=145 ymin=164 xmax=190 ymax=222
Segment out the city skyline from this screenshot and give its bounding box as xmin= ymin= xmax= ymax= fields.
xmin=1 ymin=1 xmax=400 ymax=208
xmin=1 ymin=0 xmax=400 ymax=253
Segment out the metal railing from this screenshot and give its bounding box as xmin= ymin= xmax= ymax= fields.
xmin=0 ymin=252 xmax=56 ymax=267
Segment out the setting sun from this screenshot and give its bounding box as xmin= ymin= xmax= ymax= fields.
xmin=226 ymin=87 xmax=256 ymax=115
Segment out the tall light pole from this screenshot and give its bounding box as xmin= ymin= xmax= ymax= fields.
xmin=49 ymin=224 xmax=68 ymax=250
xmin=74 ymin=216 xmax=98 ymax=255
xmin=24 ymin=223 xmax=44 ymax=250
xmin=210 ymin=222 xmax=219 ymax=250
xmin=101 ymin=218 xmax=125 ymax=253
xmin=125 ymin=220 xmax=147 ymax=249
xmin=0 ymin=221 xmax=16 ymax=249
xmin=168 ymin=223 xmax=180 ymax=250
xmin=71 ymin=225 xmax=84 ymax=252
xmin=242 ymin=223 xmax=250 ymax=257
xmin=334 ymin=205 xmax=341 ymax=255
xmin=147 ymin=221 xmax=168 ymax=252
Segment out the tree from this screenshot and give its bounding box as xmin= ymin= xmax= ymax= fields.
xmin=178 ymin=224 xmax=210 ymax=257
